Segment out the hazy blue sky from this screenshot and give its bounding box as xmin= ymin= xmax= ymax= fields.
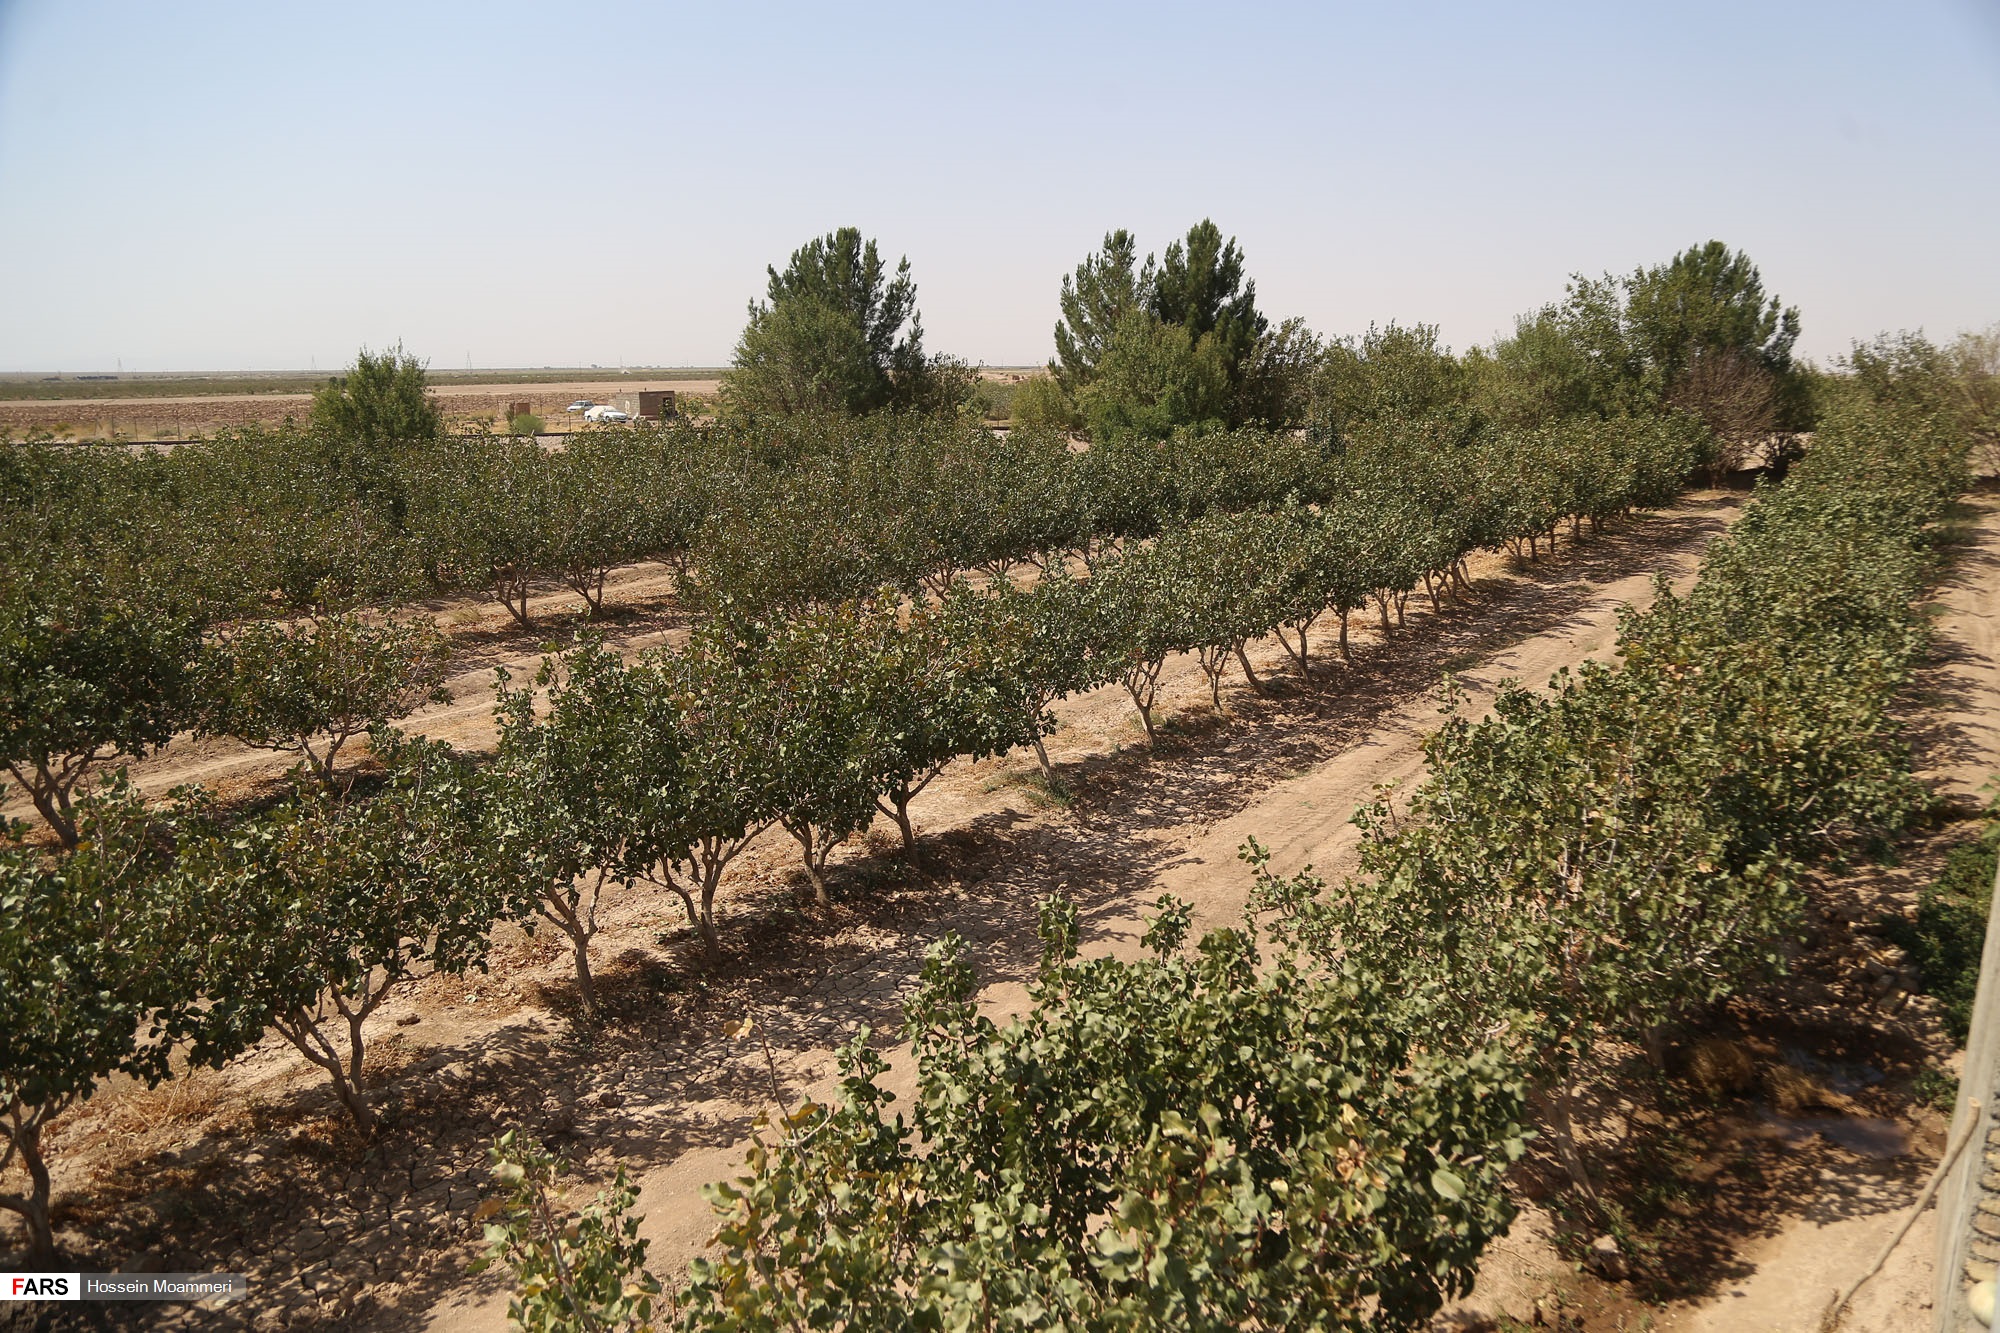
xmin=2 ymin=0 xmax=1996 ymax=371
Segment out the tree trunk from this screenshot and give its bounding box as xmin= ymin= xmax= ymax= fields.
xmin=24 ymin=779 xmax=78 ymax=849
xmin=785 ymin=819 xmax=834 ymax=910
xmin=1275 ymin=620 xmax=1312 ymax=679
xmin=1549 ymin=1077 xmax=1600 ymax=1207
xmin=314 ymin=733 xmax=356 ymax=790
xmin=21 ymin=1182 xmax=53 ymax=1264
xmin=1122 ymin=662 xmax=1162 ymax=744
xmin=541 ymin=883 xmax=601 ymax=1020
xmin=1338 ymin=609 xmax=1352 ymax=664
xmin=1029 ymin=731 xmax=1054 ymax=781
xmin=1197 ymin=645 xmax=1229 ymax=712
xmin=495 ymin=568 xmax=533 ymax=627
xmin=572 ymin=935 xmax=597 ymax=1018
xmin=565 ymin=567 xmax=606 ymax=617
xmin=1232 ymin=641 xmax=1266 ymax=695
xmin=1376 ymin=595 xmax=1392 ymax=635
xmin=330 ymin=1070 xmax=377 ymax=1135
xmin=876 ymin=784 xmax=917 ymax=852
xmin=273 ymin=1010 xmax=378 ymax=1134
xmin=343 ymin=1006 xmax=375 ymax=1134
xmin=0 ymin=1118 xmax=57 ymax=1261
xmin=698 ymin=860 xmax=725 ymax=954
xmin=302 ymin=1030 xmax=375 ymax=1134
xmin=1641 ymin=1024 xmax=1668 ymax=1070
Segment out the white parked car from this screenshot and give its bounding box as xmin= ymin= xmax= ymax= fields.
xmin=565 ymin=399 xmax=594 ymax=413
xmin=583 ymin=405 xmax=630 ymax=423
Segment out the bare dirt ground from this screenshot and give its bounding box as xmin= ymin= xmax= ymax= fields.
xmin=8 ymin=489 xmax=1995 ymax=1333
xmin=0 ymin=367 xmax=1031 ymax=438
xmin=0 ymin=380 xmax=722 ymax=439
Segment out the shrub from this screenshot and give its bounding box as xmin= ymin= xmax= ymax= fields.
xmin=488 ymin=896 xmax=1526 ymax=1331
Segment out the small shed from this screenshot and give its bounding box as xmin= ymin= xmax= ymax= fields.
xmin=613 ymin=390 xmax=676 ymax=421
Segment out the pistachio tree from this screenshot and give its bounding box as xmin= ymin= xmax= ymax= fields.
xmin=487 ymin=640 xmax=678 ymax=1019
xmin=1152 ymin=510 xmax=1297 ymax=710
xmin=0 ymin=579 xmax=199 ymax=846
xmin=0 ymin=781 xmax=224 ymax=1260
xmin=196 ymin=611 xmax=453 ymax=788
xmin=189 ymin=730 xmax=498 ymax=1133
xmin=964 ymin=574 xmax=1107 ymax=780
xmin=1274 ymin=505 xmax=1369 ymax=672
xmin=489 ymin=896 xmax=1526 ymax=1331
xmin=744 ymin=602 xmax=898 ymax=907
xmin=1090 ymin=546 xmax=1183 ymax=744
xmin=544 ymin=435 xmax=658 ymax=616
xmin=409 ymin=435 xmax=557 ymax=627
xmin=870 ymin=595 xmax=1042 ymax=850
xmin=629 ymin=642 xmax=781 ymax=954
xmin=474 ymin=1132 xmax=661 ymax=1333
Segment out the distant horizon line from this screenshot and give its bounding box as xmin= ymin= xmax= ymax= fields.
xmin=0 ymin=364 xmax=1054 ymax=378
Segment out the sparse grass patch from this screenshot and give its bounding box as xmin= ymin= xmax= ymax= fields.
xmin=1886 ymin=811 xmax=1998 ymax=1042
xmin=1913 ymin=1065 xmax=1959 ymax=1112
xmin=1013 ymin=771 xmax=1075 ymax=809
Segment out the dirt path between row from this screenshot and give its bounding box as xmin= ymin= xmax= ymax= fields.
xmin=397 ymin=494 xmax=1747 ymax=1332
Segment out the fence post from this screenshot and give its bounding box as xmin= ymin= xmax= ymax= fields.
xmin=1934 ymin=859 xmax=2000 ymax=1330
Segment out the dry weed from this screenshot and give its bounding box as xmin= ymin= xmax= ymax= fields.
xmin=1685 ymin=1038 xmax=1757 ymax=1098
xmin=103 ymin=1066 xmax=233 ymax=1138
xmin=1764 ymin=1062 xmax=1854 ymax=1115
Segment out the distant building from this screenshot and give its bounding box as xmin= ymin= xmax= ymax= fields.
xmin=612 ymin=390 xmax=676 ymax=420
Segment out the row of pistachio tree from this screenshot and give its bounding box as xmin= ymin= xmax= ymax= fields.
xmin=0 ymin=737 xmax=494 ymax=1258
xmin=2 ymin=351 xmax=1706 ymax=637
xmin=1254 ymin=387 xmax=1970 ymax=1202
xmin=0 ymin=582 xmax=454 ymax=848
xmin=673 ymin=409 xmax=1703 ymax=620
xmin=0 ymin=589 xmax=1048 ymax=1258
